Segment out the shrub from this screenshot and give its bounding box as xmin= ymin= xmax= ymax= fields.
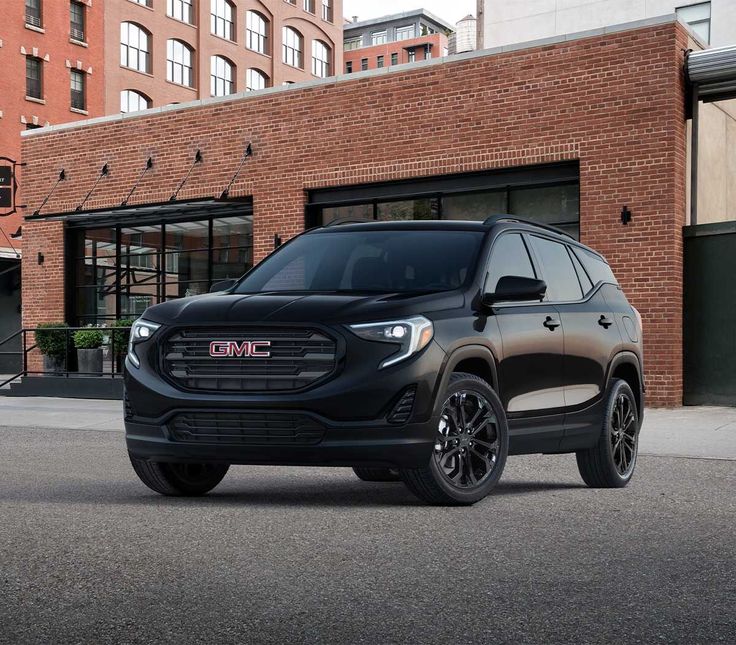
xmin=112 ymin=319 xmax=134 ymax=356
xmin=73 ymin=328 xmax=104 ymax=350
xmin=36 ymin=322 xmax=71 ymax=359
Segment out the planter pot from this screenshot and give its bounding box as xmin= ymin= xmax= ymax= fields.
xmin=77 ymin=348 xmax=103 ymax=375
xmin=42 ymin=355 xmax=66 ymax=375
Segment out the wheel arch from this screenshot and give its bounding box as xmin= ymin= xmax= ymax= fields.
xmin=607 ymin=352 xmax=644 ymax=416
xmin=433 ymin=345 xmax=499 ymax=410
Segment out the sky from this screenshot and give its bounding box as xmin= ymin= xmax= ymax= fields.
xmin=342 ymin=0 xmax=476 ymax=27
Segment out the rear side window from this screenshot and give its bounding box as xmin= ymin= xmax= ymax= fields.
xmin=573 ymin=246 xmax=618 ymax=286
xmin=486 ymin=233 xmax=536 ymax=293
xmin=529 ymin=236 xmax=583 ymax=302
xmin=569 ymin=247 xmax=593 ymax=294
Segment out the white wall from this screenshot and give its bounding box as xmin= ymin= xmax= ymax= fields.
xmin=480 ymin=0 xmax=736 ymax=48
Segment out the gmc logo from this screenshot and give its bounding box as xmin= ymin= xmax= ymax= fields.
xmin=209 ymin=340 xmax=271 ymax=358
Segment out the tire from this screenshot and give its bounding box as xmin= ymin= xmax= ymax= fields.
xmin=352 ymin=467 xmax=401 ymax=482
xmin=400 ymin=372 xmax=509 ymax=506
xmin=576 ymin=379 xmax=640 ymax=488
xmin=129 ymin=453 xmax=229 ymax=496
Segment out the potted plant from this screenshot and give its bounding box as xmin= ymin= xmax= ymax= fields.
xmin=36 ymin=322 xmax=71 ymax=374
xmin=111 ymin=319 xmax=134 ymax=372
xmin=74 ymin=328 xmax=104 ymax=376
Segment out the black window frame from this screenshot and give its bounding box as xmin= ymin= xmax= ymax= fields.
xmin=26 ymin=56 xmax=43 ymax=100
xmin=527 ymin=234 xmax=585 ymax=303
xmin=70 ymin=0 xmax=86 ymax=42
xmin=70 ymin=69 xmax=86 ymax=111
xmin=25 ymin=0 xmax=42 ymax=28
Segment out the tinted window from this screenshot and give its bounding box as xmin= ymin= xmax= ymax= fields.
xmin=486 ymin=233 xmax=536 ymax=294
xmin=530 ymin=236 xmax=583 ymax=302
xmin=235 ymin=230 xmax=484 ymax=294
xmin=573 ymin=247 xmax=618 ymax=286
xmin=569 ymin=246 xmax=593 ymax=294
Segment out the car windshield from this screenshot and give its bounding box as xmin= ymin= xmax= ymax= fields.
xmin=234 ymin=229 xmax=485 ymax=294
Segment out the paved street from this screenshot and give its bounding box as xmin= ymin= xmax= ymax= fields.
xmin=0 ymin=406 xmax=735 ymax=644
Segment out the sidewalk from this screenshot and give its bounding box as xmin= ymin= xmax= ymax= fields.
xmin=0 ymin=397 xmax=735 ymax=459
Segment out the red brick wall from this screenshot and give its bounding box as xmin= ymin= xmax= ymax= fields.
xmin=20 ymin=21 xmax=690 ymax=405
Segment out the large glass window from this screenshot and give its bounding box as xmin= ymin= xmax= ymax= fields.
xmin=344 ymin=37 xmax=362 ymax=51
xmin=396 ymin=25 xmax=415 ymax=41
xmin=677 ymin=2 xmax=711 ymax=44
xmin=121 ymin=23 xmax=150 ymax=73
xmin=283 ymin=27 xmax=303 ymax=68
xmin=120 ymin=89 xmax=151 ymax=113
xmin=211 ymin=0 xmax=234 ymax=40
xmin=210 ymin=55 xmax=234 ymax=96
xmin=246 ymin=11 xmax=269 ymax=54
xmin=71 ymin=215 xmax=253 ymax=325
xmin=371 ymin=31 xmax=387 ymax=45
xmin=312 ymin=41 xmax=331 ymax=78
xmin=529 ymin=236 xmax=583 ymax=302
xmin=321 ymin=0 xmax=333 ymax=22
xmin=168 ymin=0 xmax=194 ymax=24
xmin=167 ymin=39 xmax=194 ymax=87
xmin=246 ymin=68 xmax=268 ymax=91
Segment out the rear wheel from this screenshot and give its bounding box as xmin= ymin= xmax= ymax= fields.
xmin=576 ymin=379 xmax=640 ymax=488
xmin=400 ymin=373 xmax=508 ymax=506
xmin=129 ymin=454 xmax=229 ymax=496
xmin=352 ymin=467 xmax=401 ymax=482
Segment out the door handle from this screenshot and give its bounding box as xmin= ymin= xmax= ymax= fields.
xmin=543 ymin=316 xmax=561 ymax=330
xmin=598 ymin=315 xmax=614 ymax=329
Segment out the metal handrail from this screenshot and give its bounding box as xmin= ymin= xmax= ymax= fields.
xmin=0 ymin=325 xmax=132 ymax=389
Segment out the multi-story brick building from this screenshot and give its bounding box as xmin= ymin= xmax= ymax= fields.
xmin=0 ymin=0 xmax=104 ymax=367
xmin=343 ymin=10 xmax=451 ymax=74
xmin=108 ymin=0 xmax=343 ymax=112
xmin=18 ymin=16 xmax=717 ymax=405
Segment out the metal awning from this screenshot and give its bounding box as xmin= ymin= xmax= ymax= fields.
xmin=687 ymin=44 xmax=736 ymax=103
xmin=24 ymin=197 xmax=253 ymax=228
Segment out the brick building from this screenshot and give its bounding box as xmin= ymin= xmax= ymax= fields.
xmin=0 ymin=0 xmax=104 ymax=367
xmin=343 ymin=10 xmax=451 ymax=74
xmin=18 ymin=17 xmax=701 ymax=405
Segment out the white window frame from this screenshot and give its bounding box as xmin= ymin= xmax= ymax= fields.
xmin=676 ymin=2 xmax=711 ymax=44
xmin=120 ymin=22 xmax=150 ymax=73
xmin=120 ymin=89 xmax=151 ymax=113
xmin=167 ymin=39 xmax=194 ymax=87
xmin=246 ymin=11 xmax=268 ymax=54
xmin=371 ymin=31 xmax=387 ymax=46
xmin=211 ymin=0 xmax=234 ymax=40
xmin=246 ymin=68 xmax=268 ymax=91
xmin=344 ymin=37 xmax=362 ymax=51
xmin=282 ymin=26 xmax=303 ymax=68
xmin=312 ymin=40 xmax=330 ymax=78
xmin=396 ymin=25 xmax=415 ymax=41
xmin=210 ymin=55 xmax=234 ymax=96
xmin=168 ymin=0 xmax=194 ymax=24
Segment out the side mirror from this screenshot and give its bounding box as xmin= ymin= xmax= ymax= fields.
xmin=482 ymin=275 xmax=547 ymax=306
xmin=209 ymin=279 xmax=237 ymax=293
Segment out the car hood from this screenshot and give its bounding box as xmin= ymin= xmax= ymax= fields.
xmin=140 ymin=291 xmax=465 ymax=326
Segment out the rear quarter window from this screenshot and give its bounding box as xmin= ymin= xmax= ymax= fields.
xmin=573 ymin=247 xmax=618 ymax=286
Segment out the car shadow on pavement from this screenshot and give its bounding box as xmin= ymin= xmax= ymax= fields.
xmin=0 ymin=477 xmax=587 ymax=508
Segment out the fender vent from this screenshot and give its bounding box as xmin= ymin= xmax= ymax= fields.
xmin=388 ymin=386 xmax=417 ymax=425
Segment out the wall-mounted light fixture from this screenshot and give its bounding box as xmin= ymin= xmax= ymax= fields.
xmin=621 ymin=205 xmax=632 ymax=226
xmin=274 ymin=233 xmax=282 ymax=250
xmin=37 ymin=252 xmax=44 ymax=265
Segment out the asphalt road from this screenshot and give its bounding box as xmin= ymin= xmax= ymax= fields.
xmin=0 ymin=427 xmax=734 ymax=645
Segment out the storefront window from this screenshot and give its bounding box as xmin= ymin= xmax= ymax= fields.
xmin=71 ymin=215 xmax=253 ymax=325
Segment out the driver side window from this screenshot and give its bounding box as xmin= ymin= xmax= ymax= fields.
xmin=486 ymin=233 xmax=536 ymax=295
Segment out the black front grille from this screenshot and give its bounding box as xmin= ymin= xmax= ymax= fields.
xmin=169 ymin=411 xmax=325 ymax=446
xmin=163 ymin=327 xmax=337 ymax=392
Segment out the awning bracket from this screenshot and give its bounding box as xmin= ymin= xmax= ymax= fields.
xmin=220 ymin=143 xmax=253 ymax=199
xmin=32 ymin=169 xmax=66 ymax=217
xmin=121 ymin=157 xmax=153 ymax=207
xmin=170 ymin=150 xmax=203 ymax=202
xmin=76 ymin=163 xmax=109 ymax=212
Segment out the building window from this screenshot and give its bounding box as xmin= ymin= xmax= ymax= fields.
xmin=360 ymin=58 xmax=368 ymax=71
xmin=396 ymin=25 xmax=415 ymax=41
xmin=377 ymin=55 xmax=384 ymax=68
xmin=211 ymin=55 xmax=234 ymax=96
xmin=371 ymin=31 xmax=387 ymax=45
xmin=312 ymin=40 xmax=330 ymax=78
xmin=26 ymin=56 xmax=43 ymax=99
xmin=282 ymin=27 xmax=303 ymax=68
xmin=210 ymin=0 xmax=234 ymax=40
xmin=391 ymin=52 xmax=398 ymax=65
xmin=167 ymin=39 xmax=194 ymax=87
xmin=304 ymin=0 xmax=315 ymax=13
xmin=120 ymin=89 xmax=151 ymax=113
xmin=131 ymin=0 xmax=152 ymax=5
xmin=246 ymin=68 xmax=268 ymax=91
xmin=70 ymin=1 xmax=85 ymax=41
xmin=168 ymin=0 xmax=194 ymax=24
xmin=70 ymin=70 xmax=86 ymax=110
xmin=677 ymin=2 xmax=712 ymax=44
xmin=345 ymin=61 xmax=352 ymax=73
xmin=407 ymin=48 xmax=415 ymax=63
xmin=25 ymin=0 xmax=42 ymax=28
xmin=344 ymin=37 xmax=361 ymax=51
xmin=26 ymin=123 xmax=43 ymax=130
xmin=425 ymin=44 xmax=432 ymax=60
xmin=321 ymin=0 xmax=333 ymax=22
xmin=120 ymin=23 xmax=151 ymax=73
xmin=246 ymin=11 xmax=269 ymax=54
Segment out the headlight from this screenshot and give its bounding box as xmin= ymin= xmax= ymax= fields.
xmin=348 ymin=316 xmax=434 ymax=369
xmin=127 ymin=319 xmax=161 ymax=368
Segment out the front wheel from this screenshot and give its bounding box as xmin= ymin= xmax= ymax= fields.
xmin=400 ymin=373 xmax=509 ymax=505
xmin=576 ymin=379 xmax=640 ymax=488
xmin=129 ymin=454 xmax=229 ymax=496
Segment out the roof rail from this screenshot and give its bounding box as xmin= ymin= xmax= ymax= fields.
xmin=483 ymin=215 xmax=573 ymax=239
xmin=323 ymin=217 xmax=374 ymax=227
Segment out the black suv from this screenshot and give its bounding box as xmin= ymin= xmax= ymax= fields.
xmin=125 ymin=217 xmax=644 ymax=505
